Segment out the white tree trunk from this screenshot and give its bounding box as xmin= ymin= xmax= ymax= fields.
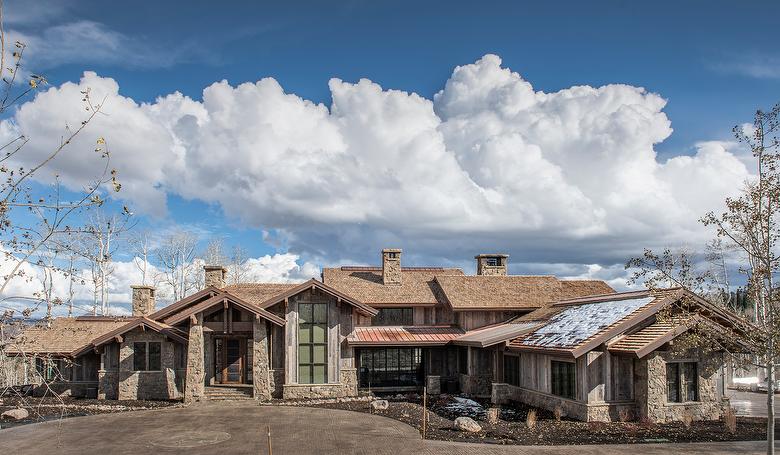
xmin=769 ymin=348 xmax=776 ymax=455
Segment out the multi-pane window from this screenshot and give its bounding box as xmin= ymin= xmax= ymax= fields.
xmin=133 ymin=342 xmax=162 ymax=371
xmin=504 ymin=355 xmax=520 ymax=386
xmin=551 ymin=360 xmax=576 ymax=399
xmin=36 ymin=357 xmax=64 ymax=381
xmin=298 ymin=303 xmax=328 ymax=384
xmin=373 ymin=308 xmax=413 ymax=326
xmin=667 ymin=361 xmax=699 ymax=403
xmin=358 ymin=348 xmax=423 ymax=388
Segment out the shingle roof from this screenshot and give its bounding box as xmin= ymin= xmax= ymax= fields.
xmin=322 ymin=267 xmax=464 ymax=305
xmin=223 ymin=283 xmax=299 ymax=306
xmin=509 ymin=289 xmax=681 ymax=357
xmin=5 ymin=317 xmax=131 ymax=356
xmin=347 ymin=326 xmax=464 ymax=346
xmin=608 ymin=320 xmax=688 ymax=357
xmin=435 ymin=276 xmax=615 ymax=310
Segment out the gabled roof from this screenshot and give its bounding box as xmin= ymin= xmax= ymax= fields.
xmin=322 ymin=266 xmax=464 ymax=305
xmin=508 ymin=289 xmax=682 ymax=357
xmin=453 ymin=320 xmax=541 ymax=348
xmin=163 ymin=291 xmax=287 ymax=326
xmin=147 ymin=286 xmax=222 ymax=321
xmin=73 ymin=317 xmax=189 ymax=357
xmin=5 ymin=317 xmax=131 ymax=357
xmin=253 ymin=278 xmax=379 ymax=317
xmin=608 ymin=320 xmax=689 ymax=358
xmin=435 ymin=275 xmax=615 ymax=311
xmin=347 ymin=326 xmax=464 ymax=346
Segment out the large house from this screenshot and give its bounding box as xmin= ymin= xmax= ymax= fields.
xmin=4 ymin=249 xmax=747 ymax=422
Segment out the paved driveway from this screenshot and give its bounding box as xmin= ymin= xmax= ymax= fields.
xmin=0 ymin=402 xmax=767 ymax=455
xmin=728 ymin=389 xmax=777 ymax=417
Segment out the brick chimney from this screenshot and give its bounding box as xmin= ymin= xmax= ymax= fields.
xmin=131 ymin=285 xmax=156 ymax=317
xmin=475 ymin=254 xmax=509 ymax=276
xmin=204 ymin=265 xmax=227 ymax=289
xmin=382 ymin=249 xmax=402 ymax=285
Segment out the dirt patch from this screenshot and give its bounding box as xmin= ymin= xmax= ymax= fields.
xmin=0 ymin=395 xmax=179 ymax=429
xmin=310 ymin=394 xmax=773 ymax=445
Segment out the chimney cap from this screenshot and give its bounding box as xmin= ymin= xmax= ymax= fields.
xmin=382 ymin=248 xmax=402 ymax=253
xmin=474 ymin=253 xmax=509 ymax=259
xmin=130 ymin=284 xmax=155 ymax=290
xmin=204 ymin=264 xmax=227 ymax=271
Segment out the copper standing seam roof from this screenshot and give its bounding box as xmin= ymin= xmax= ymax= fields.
xmin=347 ymin=326 xmax=465 ymax=346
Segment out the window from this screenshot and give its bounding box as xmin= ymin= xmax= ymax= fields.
xmin=298 ymin=303 xmax=328 ymax=384
xmin=504 ymin=355 xmax=520 ymax=386
xmin=358 ymin=347 xmax=423 ymax=388
xmin=133 ymin=342 xmax=162 ymax=371
xmin=551 ymin=360 xmax=576 ymax=399
xmin=486 ymin=257 xmax=501 ymax=266
xmin=667 ymin=361 xmax=699 ymax=403
xmin=35 ymin=357 xmax=64 ymax=381
xmin=103 ymin=343 xmax=119 ymax=370
xmin=373 ymin=308 xmax=413 ymax=326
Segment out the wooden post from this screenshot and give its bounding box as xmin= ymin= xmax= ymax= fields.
xmin=422 ymin=386 xmax=427 ymax=440
xmin=266 ymin=424 xmax=272 ymax=455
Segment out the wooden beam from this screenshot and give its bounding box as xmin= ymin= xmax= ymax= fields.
xmin=190 ymin=314 xmax=198 ymax=325
xmin=114 ymin=335 xmax=123 ymax=343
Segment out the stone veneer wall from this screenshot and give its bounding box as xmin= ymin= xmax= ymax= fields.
xmin=117 ymin=329 xmax=178 ymax=400
xmin=98 ymin=370 xmax=118 ymax=399
xmin=269 ymin=369 xmax=285 ymax=398
xmin=282 ymin=368 xmax=358 ymax=399
xmin=253 ymin=319 xmax=271 ymax=400
xmin=636 ymin=349 xmax=725 ymax=422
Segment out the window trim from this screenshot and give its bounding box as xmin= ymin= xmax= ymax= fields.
xmin=132 ymin=341 xmax=163 ymax=372
xmin=298 ymin=302 xmax=328 ymax=384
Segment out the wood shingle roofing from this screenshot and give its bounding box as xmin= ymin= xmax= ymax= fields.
xmin=435 ymin=276 xmax=615 ymax=310
xmin=5 ymin=317 xmax=130 ymax=356
xmin=222 ymin=283 xmax=299 ymax=306
xmin=608 ymin=320 xmax=688 ymax=358
xmin=322 ymin=266 xmax=464 ymax=305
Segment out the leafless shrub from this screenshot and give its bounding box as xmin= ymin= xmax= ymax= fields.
xmin=553 ymin=405 xmax=563 ymax=422
xmin=681 ymin=408 xmax=694 ymax=429
xmin=526 ymin=408 xmax=537 ymax=430
xmin=618 ymin=408 xmax=633 ymax=422
xmin=638 ymin=415 xmax=655 ymax=429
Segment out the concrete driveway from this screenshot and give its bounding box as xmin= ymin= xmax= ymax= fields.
xmin=728 ymin=389 xmax=777 ymax=417
xmin=0 ymin=402 xmax=767 ymax=455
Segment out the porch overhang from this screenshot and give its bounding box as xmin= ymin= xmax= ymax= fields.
xmin=257 ymin=278 xmax=378 ymax=317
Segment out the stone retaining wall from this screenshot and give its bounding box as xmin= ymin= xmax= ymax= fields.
xmin=282 ymin=368 xmax=358 ymax=399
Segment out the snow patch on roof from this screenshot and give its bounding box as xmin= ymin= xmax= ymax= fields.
xmin=522 ymin=296 xmax=654 ymax=348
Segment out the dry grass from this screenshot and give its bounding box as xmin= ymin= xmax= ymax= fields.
xmin=553 ymin=406 xmax=563 ymax=422
xmin=681 ymin=409 xmax=694 ymax=429
xmin=526 ymin=408 xmax=537 ymax=430
xmin=723 ymin=407 xmax=737 ymax=434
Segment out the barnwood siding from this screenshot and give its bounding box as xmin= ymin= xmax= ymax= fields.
xmin=456 ymin=311 xmax=519 ymax=331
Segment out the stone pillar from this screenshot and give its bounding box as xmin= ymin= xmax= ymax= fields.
xmin=426 ymin=375 xmax=441 ymax=395
xmin=184 ymin=313 xmax=205 ymax=404
xmin=253 ymin=319 xmax=271 ymax=400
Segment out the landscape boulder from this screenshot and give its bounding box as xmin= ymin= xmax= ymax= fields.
xmin=370 ymin=400 xmax=389 ymax=411
xmin=1 ymin=408 xmax=29 ymax=420
xmin=454 ymin=416 xmax=482 ymax=433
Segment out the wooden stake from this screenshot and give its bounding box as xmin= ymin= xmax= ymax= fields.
xmin=422 ymin=386 xmax=427 ymax=440
xmin=266 ymin=424 xmax=272 ymax=455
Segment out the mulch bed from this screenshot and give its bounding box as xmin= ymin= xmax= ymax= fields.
xmin=0 ymin=396 xmax=178 ymax=429
xmin=310 ymin=394 xmax=774 ymax=445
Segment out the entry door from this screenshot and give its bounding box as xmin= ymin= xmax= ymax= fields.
xmin=221 ymin=338 xmax=244 ymax=383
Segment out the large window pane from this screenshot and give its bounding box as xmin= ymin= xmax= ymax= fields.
xmin=313 ymin=304 xmax=327 ymax=323
xmin=299 ymin=326 xmax=311 ymax=344
xmin=148 ymin=342 xmax=162 ymax=371
xmin=313 ymin=345 xmax=327 ymax=363
xmin=373 ymin=308 xmax=414 ymax=326
xmin=299 ymin=304 xmax=312 ymax=324
xmin=313 ymin=365 xmax=327 ymax=384
xmin=312 ymin=324 xmax=326 ymax=343
xmin=298 ymin=303 xmax=327 ymax=384
xmin=666 ymin=362 xmax=680 ymax=403
xmin=133 ymin=342 xmax=147 ymax=371
xmin=551 ymin=360 xmax=575 ymax=399
xmin=299 ymin=345 xmax=311 ymax=364
xmin=357 ymin=348 xmax=423 ymax=388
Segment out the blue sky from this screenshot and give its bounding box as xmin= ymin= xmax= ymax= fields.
xmin=2 ymin=0 xmax=776 ymax=291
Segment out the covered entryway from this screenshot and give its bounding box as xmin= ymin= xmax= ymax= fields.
xmin=215 ymin=337 xmax=247 ymax=384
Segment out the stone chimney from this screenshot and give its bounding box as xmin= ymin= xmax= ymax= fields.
xmin=475 ymin=254 xmax=509 ymax=276
xmin=131 ymin=285 xmax=156 ymax=317
xmin=204 ymin=265 xmax=227 ymax=289
xmin=382 ymin=249 xmax=402 ymax=285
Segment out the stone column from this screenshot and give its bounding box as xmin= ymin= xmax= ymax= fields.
xmin=253 ymin=318 xmax=271 ymax=400
xmin=184 ymin=313 xmax=205 ymax=404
